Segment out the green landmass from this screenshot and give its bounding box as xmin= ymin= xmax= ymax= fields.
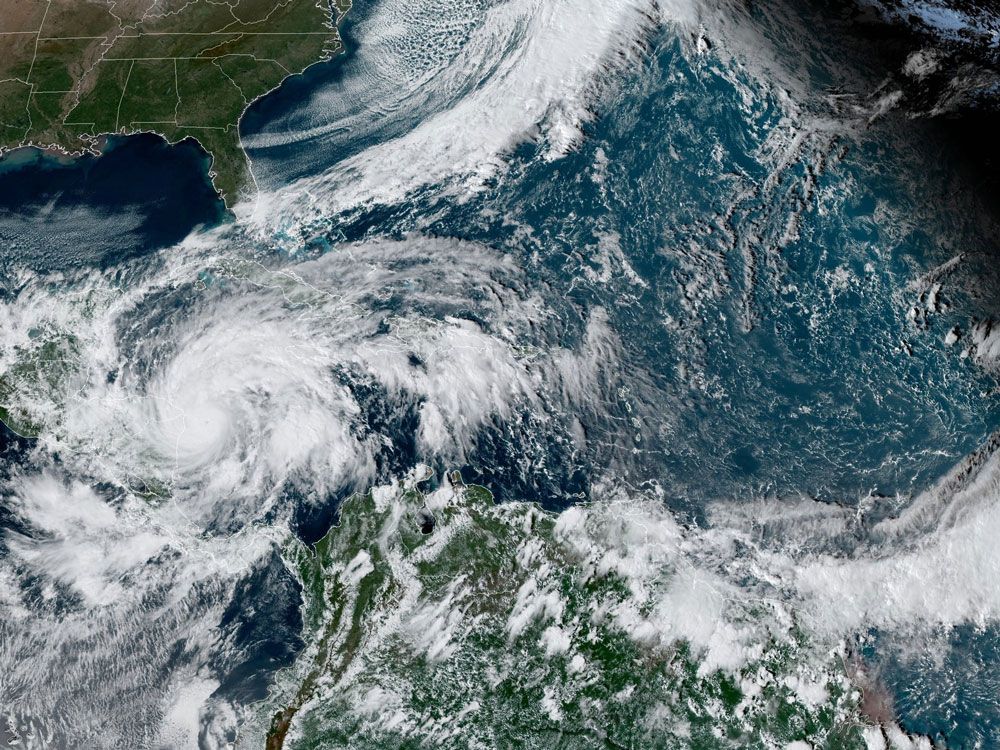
xmin=0 ymin=328 xmax=79 ymax=438
xmin=0 ymin=0 xmax=350 ymax=206
xmin=257 ymin=473 xmax=883 ymax=750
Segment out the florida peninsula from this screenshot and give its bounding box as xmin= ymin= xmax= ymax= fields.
xmin=0 ymin=0 xmax=348 ymax=206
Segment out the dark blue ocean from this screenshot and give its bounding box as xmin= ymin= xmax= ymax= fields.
xmin=2 ymin=0 xmax=1000 ymax=745
xmin=0 ymin=136 xmax=225 ymax=275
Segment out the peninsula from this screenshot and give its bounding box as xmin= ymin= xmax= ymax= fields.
xmin=0 ymin=0 xmax=348 ymax=206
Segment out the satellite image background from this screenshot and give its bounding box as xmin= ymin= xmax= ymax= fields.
xmin=3 ymin=0 xmax=1000 ymax=748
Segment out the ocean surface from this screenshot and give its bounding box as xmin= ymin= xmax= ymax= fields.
xmin=2 ymin=0 xmax=1000 ymax=747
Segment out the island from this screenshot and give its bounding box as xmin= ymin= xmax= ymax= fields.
xmin=0 ymin=0 xmax=349 ymax=206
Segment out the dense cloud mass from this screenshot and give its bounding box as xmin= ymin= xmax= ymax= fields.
xmin=3 ymin=0 xmax=1000 ymax=747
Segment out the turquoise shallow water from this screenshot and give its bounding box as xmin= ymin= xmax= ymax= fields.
xmin=248 ymin=21 xmax=1000 ymax=510
xmin=240 ymin=7 xmax=1000 ymax=744
xmin=238 ymin=7 xmax=1000 ymax=742
xmin=0 ymin=135 xmax=224 ymax=274
xmin=1 ymin=0 xmax=1000 ymax=745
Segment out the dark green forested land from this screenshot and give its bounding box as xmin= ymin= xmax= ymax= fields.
xmin=0 ymin=0 xmax=349 ymax=205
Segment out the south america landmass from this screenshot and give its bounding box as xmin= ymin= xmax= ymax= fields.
xmin=0 ymin=0 xmax=349 ymax=207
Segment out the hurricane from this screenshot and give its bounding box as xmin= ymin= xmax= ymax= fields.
xmin=3 ymin=0 xmax=1000 ymax=747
